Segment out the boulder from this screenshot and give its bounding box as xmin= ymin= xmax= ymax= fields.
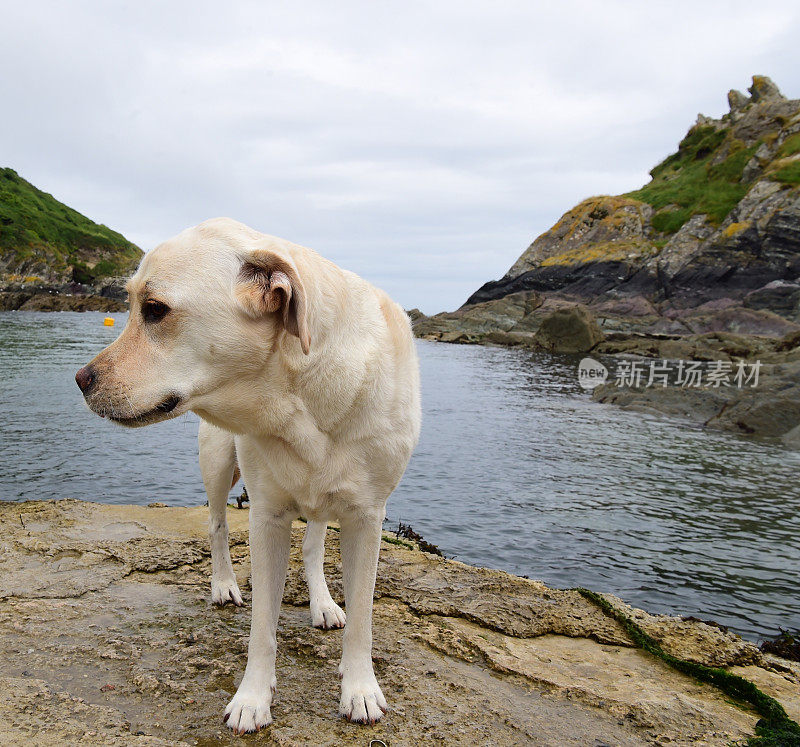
xmin=593 ymin=382 xmax=736 ymax=424
xmin=744 ymin=280 xmax=800 ymax=320
xmin=727 ymin=89 xmax=750 ymax=112
xmin=705 ymin=361 xmax=800 ymax=437
xmin=0 ymin=291 xmax=32 ymax=310
xmin=783 ymin=424 xmax=800 ymax=447
xmin=594 ymin=360 xmax=800 ymax=442
xmin=748 ymin=75 xmax=785 ymax=103
xmin=533 ymin=305 xmax=604 ymax=353
xmin=680 ymin=306 xmax=800 ymax=338
xmin=776 ymin=328 xmax=800 ymax=352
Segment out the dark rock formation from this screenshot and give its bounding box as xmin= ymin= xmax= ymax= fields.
xmin=0 ymin=291 xmax=126 ymax=312
xmin=593 ymin=358 xmax=800 ymax=442
xmin=0 ymin=276 xmax=129 ymax=312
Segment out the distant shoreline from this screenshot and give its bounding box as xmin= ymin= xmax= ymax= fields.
xmin=414 ymin=308 xmax=800 ymax=446
xmin=0 ymin=282 xmax=127 ymax=312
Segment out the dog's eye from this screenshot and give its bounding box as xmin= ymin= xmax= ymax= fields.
xmin=142 ymin=300 xmax=170 ymax=324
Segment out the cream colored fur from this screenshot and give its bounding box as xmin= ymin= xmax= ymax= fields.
xmin=78 ymin=218 xmax=421 ymax=733
xmin=198 ymin=420 xmax=346 ymax=629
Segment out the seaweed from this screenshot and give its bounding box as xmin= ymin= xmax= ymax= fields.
xmin=577 ymin=588 xmax=800 ymax=746
xmin=395 ymin=522 xmax=444 ymax=556
xmin=760 ymin=630 xmax=800 ymax=663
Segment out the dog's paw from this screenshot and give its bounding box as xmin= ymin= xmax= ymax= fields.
xmin=211 ymin=576 xmax=244 ymax=607
xmin=311 ymin=597 xmax=346 ymax=629
xmin=223 ymin=681 xmax=274 ymax=735
xmin=339 ymin=672 xmax=387 ymax=725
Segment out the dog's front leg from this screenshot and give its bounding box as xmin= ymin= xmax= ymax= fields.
xmin=224 ymin=499 xmax=292 ymax=734
xmin=338 ymin=508 xmax=387 ymax=724
xmin=303 ymin=520 xmax=346 ymax=630
xmin=198 ymin=421 xmax=243 ymax=606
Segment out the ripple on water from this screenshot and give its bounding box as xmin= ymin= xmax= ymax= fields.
xmin=0 ymin=313 xmax=799 ymax=639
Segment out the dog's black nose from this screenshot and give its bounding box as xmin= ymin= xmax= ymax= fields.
xmin=75 ymin=365 xmax=96 ymax=394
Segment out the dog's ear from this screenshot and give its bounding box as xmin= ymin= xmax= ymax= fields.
xmin=235 ymin=250 xmax=310 ymax=354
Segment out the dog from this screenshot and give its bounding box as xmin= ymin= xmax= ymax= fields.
xmin=75 ymin=218 xmax=421 ymax=733
xmin=199 ymin=419 xmax=346 ymax=630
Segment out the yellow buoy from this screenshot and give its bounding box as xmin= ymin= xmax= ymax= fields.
xmin=103 ymin=317 xmax=115 ymax=326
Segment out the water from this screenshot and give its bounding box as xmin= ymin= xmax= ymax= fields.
xmin=1 ymin=311 xmax=798 ymax=641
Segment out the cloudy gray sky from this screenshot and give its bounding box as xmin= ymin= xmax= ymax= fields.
xmin=2 ymin=1 xmax=799 ymax=312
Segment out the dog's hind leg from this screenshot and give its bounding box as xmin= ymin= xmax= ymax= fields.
xmin=337 ymin=507 xmax=387 ymax=723
xmin=198 ymin=420 xmax=243 ymax=607
xmin=303 ymin=520 xmax=346 ymax=629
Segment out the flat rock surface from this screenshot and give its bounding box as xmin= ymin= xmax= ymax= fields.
xmin=0 ymin=499 xmax=797 ymax=745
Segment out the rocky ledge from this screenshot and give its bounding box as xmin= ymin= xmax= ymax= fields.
xmin=1 ymin=499 xmax=798 ymax=745
xmin=414 ymin=301 xmax=800 ymax=443
xmin=0 ymin=277 xmax=128 ymax=312
xmin=591 ymin=350 xmax=800 ymax=446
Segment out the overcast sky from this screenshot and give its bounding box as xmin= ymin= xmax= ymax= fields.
xmin=2 ymin=1 xmax=799 ymax=312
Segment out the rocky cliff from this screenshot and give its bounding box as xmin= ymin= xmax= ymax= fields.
xmin=0 ymin=168 xmax=142 ymax=310
xmin=417 ymin=76 xmax=800 ymax=344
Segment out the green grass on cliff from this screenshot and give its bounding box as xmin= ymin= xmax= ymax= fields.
xmin=0 ymin=167 xmax=141 ymax=280
xmin=777 ymin=133 xmax=800 ymax=158
xmin=626 ymin=126 xmax=759 ymax=235
xmin=773 ymin=160 xmax=800 ymax=185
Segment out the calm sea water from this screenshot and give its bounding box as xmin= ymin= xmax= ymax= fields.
xmin=1 ymin=311 xmax=798 ymax=641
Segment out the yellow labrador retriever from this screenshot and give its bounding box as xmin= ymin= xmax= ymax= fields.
xmin=75 ymin=218 xmax=421 ymax=733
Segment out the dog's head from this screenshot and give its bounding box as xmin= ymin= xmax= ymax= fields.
xmin=75 ymin=218 xmax=310 ymax=428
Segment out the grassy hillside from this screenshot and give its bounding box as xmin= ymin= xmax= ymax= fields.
xmin=626 ymin=125 xmax=758 ymax=233
xmin=0 ymin=167 xmax=142 ymax=282
xmin=625 ymin=119 xmax=799 ymax=236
